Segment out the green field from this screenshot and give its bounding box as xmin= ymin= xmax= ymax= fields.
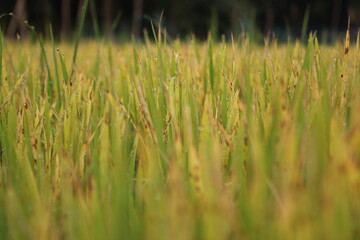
xmin=0 ymin=29 xmax=360 ymax=239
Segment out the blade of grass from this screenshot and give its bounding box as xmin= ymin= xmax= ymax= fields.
xmin=58 ymin=49 xmax=69 ymax=85
xmin=208 ymin=35 xmax=215 ymax=92
xmin=69 ymin=0 xmax=89 ymax=82
xmin=0 ymin=28 xmax=2 ymax=87
xmin=49 ymin=24 xmax=62 ymax=108
xmin=89 ymin=0 xmax=100 ymax=39
xmin=301 ymin=6 xmax=311 ymax=44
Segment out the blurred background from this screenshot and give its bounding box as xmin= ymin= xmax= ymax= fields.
xmin=0 ymin=0 xmax=359 ymax=42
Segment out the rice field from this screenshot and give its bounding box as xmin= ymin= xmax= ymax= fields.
xmin=0 ymin=29 xmax=360 ymax=239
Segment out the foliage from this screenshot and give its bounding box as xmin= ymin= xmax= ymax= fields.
xmin=0 ymin=31 xmax=360 ymax=239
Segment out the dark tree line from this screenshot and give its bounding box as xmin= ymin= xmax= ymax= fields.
xmin=0 ymin=0 xmax=359 ymax=40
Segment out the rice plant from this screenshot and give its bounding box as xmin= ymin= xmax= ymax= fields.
xmin=0 ymin=16 xmax=360 ymax=239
